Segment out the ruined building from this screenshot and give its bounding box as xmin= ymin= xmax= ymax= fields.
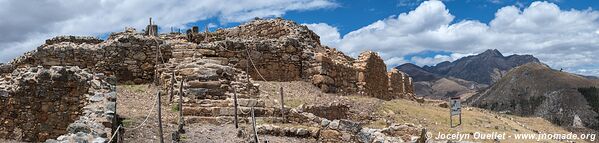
xmin=0 ymin=18 xmax=416 ymax=142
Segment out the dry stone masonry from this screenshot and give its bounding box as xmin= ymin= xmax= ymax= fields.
xmin=0 ymin=17 xmax=417 ymax=142
xmin=0 ymin=66 xmax=116 ymax=142
xmin=10 ymin=30 xmax=171 ymax=84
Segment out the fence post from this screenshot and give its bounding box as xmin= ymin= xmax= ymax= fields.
xmin=233 ymin=88 xmax=239 ymax=128
xmin=251 ymin=106 xmax=259 ymax=143
xmin=178 ymin=78 xmax=185 ymax=133
xmin=246 ymin=48 xmax=251 ymax=94
xmin=157 ymin=92 xmax=164 ymax=143
xmin=169 ymin=72 xmax=175 ymax=103
xmin=280 ymin=87 xmax=285 ymax=121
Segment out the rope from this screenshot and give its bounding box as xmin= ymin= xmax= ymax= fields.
xmin=246 ymin=49 xmax=272 ymax=87
xmin=108 ymin=125 xmax=122 ymax=143
xmin=122 ymin=89 xmax=158 ymax=131
xmin=239 ymin=109 xmax=251 ymax=115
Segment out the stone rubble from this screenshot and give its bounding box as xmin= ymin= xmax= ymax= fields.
xmin=258 ymin=106 xmax=424 ymax=142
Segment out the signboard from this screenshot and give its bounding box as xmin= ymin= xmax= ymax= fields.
xmin=450 ymin=97 xmax=462 ymax=127
xmin=450 ymin=98 xmax=461 ymax=116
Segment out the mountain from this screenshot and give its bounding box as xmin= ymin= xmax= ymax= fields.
xmin=413 ymin=77 xmax=486 ymax=100
xmin=467 ymin=63 xmax=599 ymax=130
xmin=397 ymin=49 xmax=539 ymax=99
xmin=422 ymin=49 xmax=540 ymax=85
xmin=396 ymin=63 xmax=441 ymax=82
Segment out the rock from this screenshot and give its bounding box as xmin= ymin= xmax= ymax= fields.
xmin=329 ymin=120 xmax=340 ymax=129
xmin=296 ymin=128 xmax=309 ymax=136
xmin=321 ymin=119 xmax=331 ymax=127
xmin=338 ymin=120 xmax=361 ymax=133
xmin=67 ymin=123 xmax=91 ymax=134
xmin=319 ymin=129 xmax=341 ymax=139
xmin=187 ymin=80 xmax=221 ymax=89
xmin=89 ymin=94 xmax=104 ymax=102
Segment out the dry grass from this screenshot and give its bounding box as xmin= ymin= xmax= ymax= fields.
xmin=370 ymin=99 xmax=583 ymax=143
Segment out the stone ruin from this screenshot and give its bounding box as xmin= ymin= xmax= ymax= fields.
xmin=0 ymin=66 xmax=116 ymax=142
xmin=0 ymin=17 xmax=417 ymax=142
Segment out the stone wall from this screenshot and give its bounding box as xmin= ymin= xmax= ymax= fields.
xmin=0 ymin=66 xmax=116 ymax=142
xmin=309 ymin=52 xmax=357 ymax=93
xmin=388 ymin=68 xmax=416 ymax=100
xmin=45 ymin=36 xmax=103 ymax=45
xmin=308 ymin=50 xmax=415 ymax=100
xmin=10 ymin=30 xmax=171 ymax=84
xmin=96 ymin=31 xmax=171 ymax=84
xmin=354 ymin=51 xmax=391 ymax=100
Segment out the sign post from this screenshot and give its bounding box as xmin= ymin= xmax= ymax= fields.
xmin=450 ymin=97 xmax=462 ymax=128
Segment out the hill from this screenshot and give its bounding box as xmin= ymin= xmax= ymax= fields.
xmin=467 ymin=63 xmax=599 ymax=130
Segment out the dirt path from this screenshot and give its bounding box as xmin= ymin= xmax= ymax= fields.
xmin=118 ymin=84 xmax=179 ymax=142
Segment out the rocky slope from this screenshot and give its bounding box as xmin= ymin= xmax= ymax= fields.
xmin=467 ymin=63 xmax=599 ymax=130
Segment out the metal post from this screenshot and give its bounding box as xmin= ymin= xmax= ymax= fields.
xmin=169 ymin=72 xmax=175 ymax=103
xmin=178 ymin=78 xmax=185 ymax=133
xmin=280 ymin=87 xmax=285 ymax=121
xmin=449 ymin=98 xmax=452 ymax=128
xmin=157 ymin=92 xmax=164 ymax=143
xmin=233 ymin=88 xmax=239 ymax=128
xmin=459 ymin=111 xmax=462 ymax=126
xmin=251 ymin=106 xmax=259 ymax=143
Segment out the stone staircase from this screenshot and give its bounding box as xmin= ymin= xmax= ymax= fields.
xmin=156 ymin=45 xmax=284 ymax=125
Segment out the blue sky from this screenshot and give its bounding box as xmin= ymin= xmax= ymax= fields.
xmin=1 ymin=0 xmax=599 ymax=76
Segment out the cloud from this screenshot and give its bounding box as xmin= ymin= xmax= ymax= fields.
xmin=410 ymin=53 xmax=474 ymax=66
xmin=302 ymin=23 xmax=341 ymax=48
xmin=313 ymin=1 xmax=599 ymax=76
xmin=0 ymin=0 xmax=337 ymax=63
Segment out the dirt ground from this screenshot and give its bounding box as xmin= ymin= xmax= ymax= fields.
xmin=117 ymin=83 xmax=318 ymax=143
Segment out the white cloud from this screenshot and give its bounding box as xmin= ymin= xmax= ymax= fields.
xmin=0 ymin=0 xmax=337 ymax=63
xmin=303 ymin=23 xmax=341 ymax=48
xmin=313 ymin=1 xmax=599 ymax=76
xmin=411 ymin=53 xmax=474 ymax=66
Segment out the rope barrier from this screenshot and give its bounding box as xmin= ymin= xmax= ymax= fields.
xmin=246 ymin=48 xmax=273 ymax=87
xmin=246 ymin=48 xmax=280 ymax=97
xmin=122 ymin=90 xmax=158 ymax=131
xmin=108 ymin=125 xmax=122 ymax=143
xmin=239 ymin=106 xmax=252 ymax=115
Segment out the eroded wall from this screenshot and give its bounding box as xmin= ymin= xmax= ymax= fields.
xmin=0 ymin=66 xmax=116 ymax=142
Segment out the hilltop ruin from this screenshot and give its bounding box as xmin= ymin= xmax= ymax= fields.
xmin=0 ymin=18 xmax=417 ymax=142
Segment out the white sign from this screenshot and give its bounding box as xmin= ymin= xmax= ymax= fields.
xmin=450 ymin=98 xmax=461 ymax=116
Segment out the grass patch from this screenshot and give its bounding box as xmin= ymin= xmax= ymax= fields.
xmin=118 ymin=84 xmax=147 ymax=93
xmin=171 ymin=103 xmax=180 ymax=112
xmin=180 ymin=134 xmax=188 ymax=141
xmin=365 ymin=120 xmax=387 ymax=129
xmin=284 ymin=99 xmax=304 ymax=108
xmin=370 ymin=99 xmax=570 ymax=142
xmin=121 ymin=119 xmax=135 ymax=127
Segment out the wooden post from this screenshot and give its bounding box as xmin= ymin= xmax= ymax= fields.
xmin=251 ymin=106 xmax=259 ymax=143
xmin=178 ymin=78 xmax=185 ymax=133
xmin=169 ymin=72 xmax=175 ymax=103
xmin=280 ymin=87 xmax=285 ymax=121
xmin=246 ymin=48 xmax=251 ymax=94
xmin=156 ymin=92 xmax=164 ymax=143
xmin=233 ymin=88 xmax=239 ymax=128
